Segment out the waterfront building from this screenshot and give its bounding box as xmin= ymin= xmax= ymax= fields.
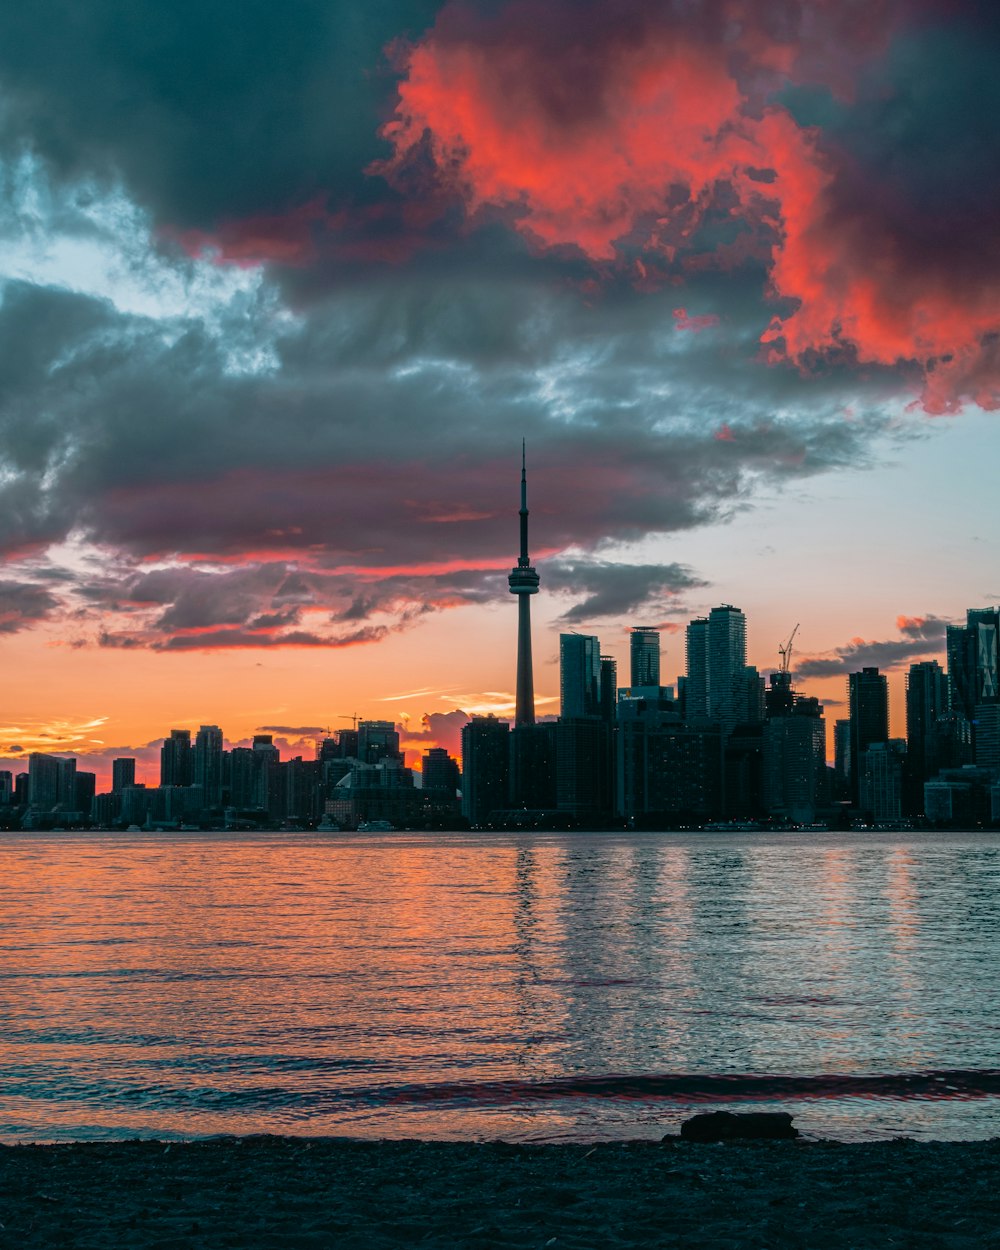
xmin=630 ymin=627 xmax=661 ymax=688
xmin=860 ymin=740 xmax=906 ymax=822
xmin=461 ymin=715 xmax=510 ymax=826
xmin=684 ymin=618 xmax=709 ymax=719
xmin=160 ymin=730 xmax=193 ymax=788
xmin=560 ymin=633 xmax=602 ymax=718
xmin=357 ymin=720 xmax=402 ymax=765
xmin=194 ymin=725 xmax=224 ymax=807
xmin=848 ymin=667 xmax=889 ymax=805
xmin=111 ymin=758 xmax=136 ymax=794
xmin=905 ymin=660 xmax=948 ymax=813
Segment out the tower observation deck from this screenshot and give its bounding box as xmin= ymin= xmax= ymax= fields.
xmin=508 ymin=441 xmax=539 ymax=726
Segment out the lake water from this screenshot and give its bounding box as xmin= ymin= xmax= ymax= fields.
xmin=1 ymin=830 xmax=999 ymax=1143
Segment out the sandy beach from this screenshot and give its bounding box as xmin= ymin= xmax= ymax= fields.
xmin=1 ymin=1136 xmax=999 ymax=1248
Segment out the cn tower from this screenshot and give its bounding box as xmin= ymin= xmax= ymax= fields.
xmin=508 ymin=441 xmax=539 ymax=726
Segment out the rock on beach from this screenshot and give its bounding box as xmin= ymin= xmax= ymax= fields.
xmin=1 ymin=1135 xmax=999 ymax=1249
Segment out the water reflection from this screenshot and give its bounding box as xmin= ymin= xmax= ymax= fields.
xmin=1 ymin=830 xmax=999 ymax=1143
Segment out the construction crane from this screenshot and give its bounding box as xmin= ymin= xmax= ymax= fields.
xmin=778 ymin=624 xmax=800 ymax=674
xmin=339 ymin=714 xmax=359 ymax=729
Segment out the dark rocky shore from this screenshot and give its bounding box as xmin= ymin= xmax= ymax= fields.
xmin=2 ymin=1136 xmax=999 ymax=1249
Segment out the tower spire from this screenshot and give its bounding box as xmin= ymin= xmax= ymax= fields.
xmin=509 ymin=441 xmax=540 ymax=726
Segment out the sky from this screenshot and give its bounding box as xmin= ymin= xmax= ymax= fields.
xmin=1 ymin=0 xmax=998 ymax=787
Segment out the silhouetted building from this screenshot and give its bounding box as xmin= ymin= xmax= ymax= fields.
xmin=925 ymin=765 xmax=994 ymax=827
xmin=684 ymin=618 xmax=709 ymax=719
xmin=357 ymin=720 xmax=401 ymax=765
xmin=28 ymin=752 xmax=77 ymax=812
xmin=285 ymin=757 xmax=323 ymax=823
xmin=833 ymin=718 xmax=851 ymax=801
xmin=707 ymin=605 xmax=748 ymax=734
xmin=421 ymin=747 xmax=462 ymax=823
xmin=763 ymin=694 xmax=826 ymax=823
xmin=509 ymin=723 xmax=556 ymax=810
xmin=508 ymin=442 xmax=540 ymax=726
xmin=74 ymin=772 xmax=96 ymax=815
xmin=947 ymin=607 xmax=1000 ymax=720
xmin=328 ymin=760 xmax=418 ymax=829
xmin=194 ymin=725 xmax=224 ymax=807
xmin=616 ymin=695 xmax=722 ymax=822
xmin=905 ymin=660 xmax=948 ymax=813
xmin=560 ymin=633 xmax=601 ymax=718
xmin=725 ymin=723 xmax=764 ymax=819
xmin=555 ymin=717 xmax=611 ymax=819
xmin=228 ymin=747 xmax=260 ymax=810
xmin=860 ymin=740 xmax=906 ymax=822
xmin=599 ymin=656 xmax=618 ymax=724
xmin=160 ymin=730 xmax=193 ymax=788
xmin=848 ymin=667 xmax=889 ymax=805
xmin=0 ymin=771 xmax=11 ymax=805
xmin=111 ymin=758 xmax=136 ymax=794
xmin=461 ymin=716 xmax=510 ymax=826
xmin=630 ymin=627 xmax=661 ymax=688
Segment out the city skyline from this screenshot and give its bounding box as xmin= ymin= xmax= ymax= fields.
xmin=2 ymin=2 xmax=999 ymax=782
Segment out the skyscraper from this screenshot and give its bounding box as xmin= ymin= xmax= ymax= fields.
xmin=194 ymin=725 xmax=224 ymax=807
xmin=508 ymin=442 xmax=539 ymax=727
xmin=461 ymin=715 xmax=511 ymax=826
xmin=111 ymin=757 xmax=136 ymax=794
xmin=560 ymin=633 xmax=602 ymax=718
xmin=630 ymin=627 xmax=660 ymax=688
xmin=685 ymin=618 xmax=709 ymax=719
xmin=848 ymin=667 xmax=889 ymax=805
xmin=905 ymin=660 xmax=948 ymax=797
xmin=695 ymin=602 xmax=750 ymax=730
xmin=160 ymin=729 xmax=193 ymax=787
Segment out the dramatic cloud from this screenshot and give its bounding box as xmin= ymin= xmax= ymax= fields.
xmin=543 ymin=559 xmax=706 ymax=626
xmin=795 ymin=613 xmax=950 ymax=678
xmin=0 ymin=0 xmax=994 ymax=668
xmin=0 ymin=579 xmax=59 ymax=632
xmin=380 ymin=0 xmax=1000 ymax=410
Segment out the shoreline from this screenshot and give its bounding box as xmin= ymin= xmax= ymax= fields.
xmin=3 ymin=1136 xmax=998 ymax=1248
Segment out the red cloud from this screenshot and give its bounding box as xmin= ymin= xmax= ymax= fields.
xmin=377 ymin=1 xmax=1000 ymax=412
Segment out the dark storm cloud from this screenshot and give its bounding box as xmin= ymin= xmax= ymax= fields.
xmin=0 ymin=0 xmax=441 ymax=231
xmin=0 ymin=579 xmax=59 ymax=632
xmin=795 ymin=614 xmax=950 ymax=678
xmin=0 ymin=260 xmax=911 ymax=648
xmin=543 ymin=559 xmax=707 ymax=626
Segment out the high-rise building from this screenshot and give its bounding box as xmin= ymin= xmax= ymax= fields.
xmin=27 ymin=752 xmax=60 ymax=810
xmin=685 ymin=618 xmax=709 ymax=719
xmin=848 ymin=667 xmax=889 ymax=805
xmin=560 ymin=633 xmax=602 ymax=718
xmin=707 ymin=605 xmax=748 ymax=734
xmin=762 ymin=696 xmax=826 ymax=823
xmin=0 ymin=771 xmax=12 ymax=805
xmin=508 ymin=442 xmax=540 ymax=727
xmin=357 ymin=721 xmax=401 ymax=764
xmin=599 ymin=655 xmax=618 ymax=724
xmin=860 ymin=740 xmax=907 ymax=822
xmin=833 ymin=718 xmax=851 ymax=801
xmin=422 ymin=748 xmax=461 ymax=796
xmin=194 ymin=725 xmax=224 ymax=807
xmin=111 ymin=758 xmax=136 ymax=794
xmin=630 ymin=628 xmax=661 ymax=688
xmin=905 ymin=660 xmax=948 ymax=811
xmin=947 ymin=607 xmax=1000 ymax=720
xmin=160 ymin=730 xmax=193 ymax=788
xmin=555 ymin=718 xmax=612 ymax=818
xmin=509 ymin=723 xmax=557 ymax=811
xmin=461 ymin=716 xmax=510 ymax=827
